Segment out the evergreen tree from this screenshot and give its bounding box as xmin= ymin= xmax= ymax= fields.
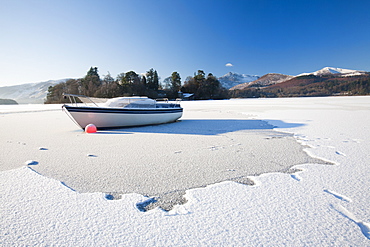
xmin=194 ymin=70 xmax=205 ymax=80
xmin=122 ymin=71 xmax=146 ymax=95
xmin=153 ymin=70 xmax=159 ymax=90
xmin=81 ymin=67 xmax=101 ymax=96
xmin=123 ymin=71 xmax=140 ymax=85
xmin=163 ymin=71 xmax=181 ymax=99
xmin=146 ymin=68 xmax=154 ymax=89
xmin=87 ymin=67 xmax=99 ymax=77
xmin=146 ymin=68 xmax=159 ymax=91
xmin=141 ymin=75 xmax=147 ymax=87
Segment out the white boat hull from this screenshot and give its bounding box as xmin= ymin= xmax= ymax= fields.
xmin=63 ymin=105 xmax=183 ymax=129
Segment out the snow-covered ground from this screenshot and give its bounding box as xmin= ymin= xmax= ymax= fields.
xmin=1 ymin=96 xmax=369 ymax=246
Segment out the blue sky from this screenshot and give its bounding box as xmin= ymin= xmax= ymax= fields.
xmin=1 ymin=0 xmax=369 ymax=86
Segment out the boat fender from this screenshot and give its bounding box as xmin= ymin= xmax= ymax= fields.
xmin=85 ymin=124 xmax=97 ymax=133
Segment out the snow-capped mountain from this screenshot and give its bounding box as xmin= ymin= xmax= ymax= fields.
xmin=0 ymin=79 xmax=70 ymax=104
xmin=227 ymin=67 xmax=367 ymax=91
xmin=298 ymin=67 xmax=365 ymax=77
xmin=230 ymin=73 xmax=294 ymax=90
xmin=218 ymin=72 xmax=260 ymax=89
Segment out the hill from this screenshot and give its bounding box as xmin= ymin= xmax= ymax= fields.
xmin=230 ymin=73 xmax=293 ymax=90
xmin=218 ymin=72 xmax=260 ymax=89
xmin=229 ymin=67 xmax=370 ymax=98
xmin=0 ymin=79 xmax=70 ymax=104
xmin=230 ymin=73 xmax=370 ymax=98
xmin=264 ymin=73 xmax=370 ymax=97
xmin=298 ymin=67 xmax=365 ymax=77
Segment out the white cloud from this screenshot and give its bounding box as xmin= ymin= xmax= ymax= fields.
xmin=225 ymin=63 xmax=233 ymax=67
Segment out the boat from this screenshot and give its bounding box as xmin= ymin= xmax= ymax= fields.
xmin=62 ymin=93 xmax=183 ymax=129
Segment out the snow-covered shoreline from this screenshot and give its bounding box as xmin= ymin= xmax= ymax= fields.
xmin=1 ymin=96 xmax=369 ymax=246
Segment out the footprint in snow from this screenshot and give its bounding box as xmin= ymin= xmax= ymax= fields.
xmin=290 ymin=174 xmax=301 ymax=181
xmin=25 ymin=160 xmax=39 ymax=166
xmin=335 ymin=151 xmax=346 ymax=156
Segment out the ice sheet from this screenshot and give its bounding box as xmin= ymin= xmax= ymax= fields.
xmin=1 ymin=96 xmax=369 ymax=245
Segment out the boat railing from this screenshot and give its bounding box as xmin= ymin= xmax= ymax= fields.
xmin=156 ymin=98 xmax=182 ymax=104
xmin=155 ymin=98 xmax=182 ymax=108
xmin=157 ymin=98 xmax=182 ymax=108
xmin=63 ymin=93 xmax=107 ymax=107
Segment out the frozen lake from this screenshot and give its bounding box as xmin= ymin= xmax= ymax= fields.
xmin=1 ymin=96 xmax=369 ymax=246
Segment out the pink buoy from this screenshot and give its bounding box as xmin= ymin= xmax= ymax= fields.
xmin=85 ymin=124 xmax=97 ymax=133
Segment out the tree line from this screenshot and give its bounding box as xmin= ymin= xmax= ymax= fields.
xmin=45 ymin=67 xmax=228 ymax=103
xmin=46 ymin=67 xmax=369 ymax=103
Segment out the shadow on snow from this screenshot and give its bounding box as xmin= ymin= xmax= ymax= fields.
xmin=96 ymin=119 xmax=304 ymax=136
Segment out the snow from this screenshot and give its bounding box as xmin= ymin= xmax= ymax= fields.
xmin=218 ymin=72 xmax=260 ymax=89
xmin=298 ymin=67 xmax=365 ymax=77
xmin=1 ymin=96 xmax=370 ymax=246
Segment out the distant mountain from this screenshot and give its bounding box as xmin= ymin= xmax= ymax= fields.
xmin=218 ymin=72 xmax=260 ymax=89
xmin=229 ymin=67 xmax=367 ymax=91
xmin=0 ymin=79 xmax=70 ymax=104
xmin=229 ymin=67 xmax=370 ymax=98
xmin=298 ymin=67 xmax=365 ymax=77
xmin=230 ymin=73 xmax=294 ymax=90
xmin=262 ymin=71 xmax=370 ymax=97
xmin=266 ymin=72 xmax=370 ymax=92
